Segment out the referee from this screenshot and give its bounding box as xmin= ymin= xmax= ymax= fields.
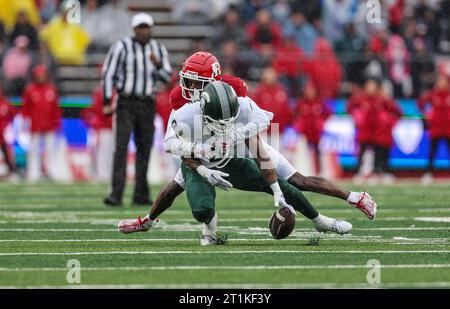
xmin=102 ymin=13 xmax=172 ymax=206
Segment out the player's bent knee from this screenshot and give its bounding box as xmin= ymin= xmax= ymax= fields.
xmin=192 ymin=209 xmax=216 ymax=224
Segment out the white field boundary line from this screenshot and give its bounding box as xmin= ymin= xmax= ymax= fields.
xmin=0 ymin=250 xmax=448 ymax=256
xmin=1 ymin=282 xmax=449 ymax=289
xmin=0 ymin=227 xmax=447 ymax=232
xmin=0 ymin=238 xmax=447 ymax=244
xmin=0 ymin=217 xmax=446 ymax=224
xmin=1 ymin=208 xmax=449 ymax=214
xmin=0 ymin=264 xmax=449 ymax=272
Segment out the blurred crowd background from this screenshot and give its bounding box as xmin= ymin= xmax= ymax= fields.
xmin=0 ymin=0 xmax=449 ymax=184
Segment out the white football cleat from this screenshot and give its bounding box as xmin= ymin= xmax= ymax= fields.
xmin=351 ymin=192 xmax=377 ymax=220
xmin=200 ymin=234 xmax=219 ymax=246
xmin=314 ymin=215 xmax=352 ymax=235
xmin=117 ymin=216 xmax=156 ymax=234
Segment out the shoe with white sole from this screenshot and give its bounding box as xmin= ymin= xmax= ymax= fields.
xmin=118 ymin=216 xmax=157 ymax=234
xmin=314 ymin=215 xmax=352 ymax=235
xmin=200 ymin=234 xmax=219 ymax=246
xmin=350 ymin=192 xmax=377 ymax=220
xmin=200 ymin=234 xmax=228 ymax=246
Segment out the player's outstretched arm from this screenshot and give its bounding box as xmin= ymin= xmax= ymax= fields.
xmin=246 ymin=135 xmax=296 ymax=215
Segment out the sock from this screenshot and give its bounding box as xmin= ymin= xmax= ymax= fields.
xmin=312 ymin=213 xmax=333 ymax=225
xmin=279 ymin=179 xmax=319 ymax=219
xmin=347 ymin=192 xmax=360 ymax=204
xmin=142 ymin=214 xmax=157 ymax=228
xmin=202 ymin=212 xmax=217 ymax=236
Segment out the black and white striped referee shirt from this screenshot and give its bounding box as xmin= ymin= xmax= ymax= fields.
xmin=102 ymin=37 xmax=172 ymax=105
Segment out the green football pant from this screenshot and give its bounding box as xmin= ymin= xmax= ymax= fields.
xmin=181 ymin=158 xmax=319 ymax=223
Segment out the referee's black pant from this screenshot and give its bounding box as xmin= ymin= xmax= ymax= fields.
xmin=110 ymin=96 xmax=155 ymax=203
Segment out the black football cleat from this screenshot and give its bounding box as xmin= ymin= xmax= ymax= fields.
xmin=103 ymin=196 xmax=122 ymax=207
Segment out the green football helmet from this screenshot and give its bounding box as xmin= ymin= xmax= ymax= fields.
xmin=201 ymin=81 xmax=240 ymax=135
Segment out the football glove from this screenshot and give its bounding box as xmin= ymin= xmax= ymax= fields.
xmin=270 ymin=182 xmax=296 ymax=216
xmin=197 ymin=165 xmax=233 ymax=190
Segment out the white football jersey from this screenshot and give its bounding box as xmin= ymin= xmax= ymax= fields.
xmin=164 ymin=96 xmax=273 ymax=168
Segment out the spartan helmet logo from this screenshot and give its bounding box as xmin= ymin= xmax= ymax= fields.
xmin=211 ymin=62 xmax=221 ymax=78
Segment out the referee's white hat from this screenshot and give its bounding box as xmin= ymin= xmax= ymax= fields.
xmin=131 ymin=13 xmax=154 ymax=28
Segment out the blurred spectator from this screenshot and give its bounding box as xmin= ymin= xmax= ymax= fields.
xmin=2 ymin=36 xmax=33 ymax=96
xmin=0 ymin=21 xmax=5 ymax=59
xmin=81 ymin=83 xmax=114 ymax=181
xmin=293 ymin=82 xmax=331 ymax=175
xmin=21 ymin=65 xmax=61 ymax=182
xmin=213 ymin=8 xmax=248 ymax=46
xmin=0 ymin=81 xmax=16 ymax=177
xmin=81 ymin=0 xmax=102 ymax=50
xmin=347 ymin=79 xmax=380 ymax=177
xmin=94 ymin=0 xmax=132 ymax=50
xmin=33 ymin=40 xmax=58 ymax=83
xmin=0 ymin=0 xmax=41 ymax=32
xmin=354 ymin=0 xmax=390 ymax=40
xmin=283 ymin=10 xmax=318 ymax=56
xmin=9 ymin=10 xmax=39 ymax=51
xmin=323 ymin=0 xmax=358 ymax=44
xmin=241 ymin=0 xmax=271 ymax=23
xmin=272 ymin=36 xmax=305 ymax=98
xmin=354 ymin=40 xmax=389 ymax=86
xmin=369 ymin=26 xmax=389 ymax=55
xmin=37 ymin=0 xmax=59 ymax=24
xmin=385 ymin=34 xmax=412 ymax=98
xmin=270 ymin=0 xmax=291 ymax=25
xmin=290 ymin=0 xmax=322 ymax=24
xmin=334 ymin=23 xmax=366 ymax=83
xmin=246 ymin=8 xmax=283 ymax=54
xmin=40 ymin=7 xmax=91 ymax=65
xmin=411 ymin=38 xmax=435 ymax=97
xmin=418 ymin=75 xmax=450 ymax=183
xmin=389 ymin=0 xmax=405 ymax=34
xmin=334 ymin=23 xmax=366 ymax=62
xmin=372 ymin=87 xmax=402 ymax=181
xmin=219 ymin=40 xmax=252 ymax=80
xmin=305 ymin=38 xmax=342 ymax=99
xmin=251 ymin=67 xmax=291 ymax=133
xmin=171 ymin=0 xmax=227 ymax=25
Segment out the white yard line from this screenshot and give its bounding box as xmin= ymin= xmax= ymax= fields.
xmin=0 ymin=250 xmax=448 ymax=256
xmin=0 ymin=227 xmax=447 ymax=232
xmin=0 ymin=237 xmax=446 ymax=244
xmin=0 ymin=282 xmax=449 ymax=289
xmin=0 ymin=264 xmax=448 ymax=272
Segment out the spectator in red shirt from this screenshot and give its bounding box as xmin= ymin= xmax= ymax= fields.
xmin=293 ymin=82 xmax=330 ymax=175
xmin=348 ymin=78 xmax=402 ymax=181
xmin=305 ymin=38 xmax=342 ymax=100
xmin=81 ymin=84 xmax=114 ymax=181
xmin=0 ymin=82 xmax=17 ymax=177
xmin=272 ymin=36 xmax=305 ymax=98
xmin=418 ymin=74 xmax=450 ymax=182
xmin=373 ymin=88 xmax=403 ymax=180
xmin=251 ymin=67 xmax=291 ymax=134
xmin=245 ymin=8 xmax=283 ymax=56
xmin=22 ymin=65 xmax=61 ymax=181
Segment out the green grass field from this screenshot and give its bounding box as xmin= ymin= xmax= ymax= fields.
xmin=0 ymin=181 xmax=448 ymax=288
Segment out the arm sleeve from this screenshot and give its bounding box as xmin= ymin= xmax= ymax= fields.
xmin=163 ymin=110 xmax=196 ymax=157
xmin=234 ymin=97 xmax=273 ymax=144
xmin=102 ymin=41 xmax=124 ymax=105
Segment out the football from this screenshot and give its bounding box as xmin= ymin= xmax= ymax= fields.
xmin=268 ymin=207 xmax=296 ymax=239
